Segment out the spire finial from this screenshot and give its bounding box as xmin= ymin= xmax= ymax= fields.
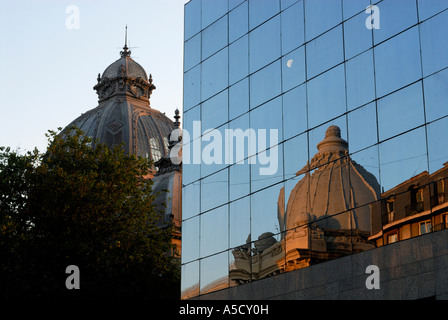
xmin=174 ymin=108 xmax=181 ymax=129
xmin=120 ymin=25 xmax=131 ymax=57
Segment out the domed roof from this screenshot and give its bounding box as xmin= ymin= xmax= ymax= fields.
xmin=101 ymin=46 xmax=148 ymax=81
xmin=279 ymin=125 xmax=380 ymax=233
xmin=64 ymin=41 xmax=174 ymax=168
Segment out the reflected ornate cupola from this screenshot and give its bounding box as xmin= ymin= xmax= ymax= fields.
xmin=93 ymin=26 xmax=156 ymax=104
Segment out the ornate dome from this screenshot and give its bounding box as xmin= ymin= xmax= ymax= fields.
xmin=64 ymin=41 xmax=174 ymax=169
xmin=279 ymin=125 xmax=380 ymax=233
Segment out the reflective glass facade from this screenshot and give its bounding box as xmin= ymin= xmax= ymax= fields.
xmin=182 ymin=0 xmax=448 ymax=299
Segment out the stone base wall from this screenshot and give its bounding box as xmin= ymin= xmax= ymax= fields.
xmin=194 ymin=229 xmax=448 ymax=300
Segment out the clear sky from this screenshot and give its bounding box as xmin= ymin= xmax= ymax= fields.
xmin=0 ymin=0 xmax=188 ymax=153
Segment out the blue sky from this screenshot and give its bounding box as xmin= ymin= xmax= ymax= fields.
xmin=0 ymin=0 xmax=188 ymax=153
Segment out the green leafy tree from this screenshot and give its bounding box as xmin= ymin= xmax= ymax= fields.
xmin=0 ymin=127 xmax=180 ymax=299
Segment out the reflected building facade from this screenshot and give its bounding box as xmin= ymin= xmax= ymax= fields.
xmin=182 ymin=0 xmax=448 ymax=299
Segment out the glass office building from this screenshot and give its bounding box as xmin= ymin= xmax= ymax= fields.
xmin=181 ymin=0 xmax=448 ymax=299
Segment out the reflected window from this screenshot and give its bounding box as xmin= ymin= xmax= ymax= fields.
xmin=306 ymin=25 xmax=343 ymax=79
xmin=281 ymin=1 xmax=305 ymax=55
xmin=284 ymin=132 xmax=308 ymax=181
xmin=386 ymin=199 xmax=395 ymax=223
xmin=307 ymin=65 xmax=346 ymax=129
xmin=181 ymin=261 xmax=200 ymax=299
xmin=377 ymin=82 xmax=425 ymax=141
xmin=250 ymin=143 xmax=283 ymax=192
xmin=374 ymin=26 xmax=422 ymax=97
xmin=419 ymin=220 xmax=432 ymax=235
xmin=387 ymin=233 xmax=398 ymax=244
xmin=249 ymin=15 xmax=281 ymax=73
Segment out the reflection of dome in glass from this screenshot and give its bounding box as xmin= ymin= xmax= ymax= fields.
xmin=64 ymin=42 xmax=174 ymax=166
xmin=279 ymin=125 xmax=380 ymax=233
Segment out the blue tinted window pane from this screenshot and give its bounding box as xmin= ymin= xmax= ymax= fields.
xmin=249 ymin=15 xmax=281 ymax=73
xmin=229 ymin=35 xmax=249 ymax=85
xmin=308 ymin=116 xmax=347 ymax=159
xmin=200 ymin=206 xmax=228 ymax=257
xmin=250 ymin=97 xmax=283 ymax=143
xmin=424 ymin=68 xmax=448 ymax=122
xmin=283 ymin=84 xmax=307 ymax=140
xmin=185 ymin=0 xmax=201 ymax=40
xmin=346 ymin=49 xmax=376 ymax=111
xmin=230 ymin=0 xmax=245 ymax=10
xmin=181 ymin=216 xmax=200 ymax=263
xmin=229 ymin=1 xmax=248 ymax=43
xmin=420 ymin=10 xmax=448 ymax=77
xmin=184 ymin=64 xmax=201 ymax=111
xmin=344 ymin=11 xmax=373 ymax=60
xmin=251 ymin=183 xmax=284 ymax=240
xmin=201 ymin=169 xmax=229 ymax=213
xmin=249 ymin=0 xmax=280 ymax=30
xmin=282 ymin=46 xmax=305 ymax=92
xmin=229 ymin=78 xmax=249 ymax=120
xmin=348 ymin=102 xmax=377 ymax=153
xmin=281 ymin=0 xmax=299 ymax=10
xmin=228 ymin=113 xmax=251 ymax=164
xmin=184 ymin=33 xmax=201 ymax=71
xmin=202 ymin=0 xmax=228 ymax=28
xmin=250 ymin=60 xmax=282 ymax=109
xmin=374 ymin=26 xmax=421 ymax=97
xmin=372 ymin=0 xmax=418 ymax=45
xmin=305 ymin=0 xmax=342 ymax=40
xmin=229 ymin=196 xmax=251 ymax=248
xmin=251 ymin=144 xmax=283 ymax=192
xmin=229 ymin=161 xmax=250 ymax=201
xmin=306 ymin=25 xmax=343 ymax=79
xmin=202 ymin=16 xmax=228 ymax=60
xmin=307 ymin=65 xmax=346 ymax=128
xmin=202 ymin=48 xmax=228 ymax=101
xmin=181 ymin=261 xmax=199 ymax=299
xmin=200 ymin=252 xmax=229 ymax=294
xmin=284 ymin=132 xmax=308 ymax=180
xmin=418 ymin=0 xmax=448 ymax=21
xmin=281 ymin=1 xmax=305 ymax=54
xmin=377 ymin=82 xmax=425 ymax=141
xmin=201 ymin=125 xmax=228 ymax=177
xmin=379 ymin=127 xmax=428 ymax=192
xmin=183 ymin=182 xmax=200 ymax=220
xmin=201 ymin=90 xmax=228 ymax=130
xmin=343 ymin=0 xmax=371 ymax=20
xmin=427 ymin=117 xmax=448 ymax=174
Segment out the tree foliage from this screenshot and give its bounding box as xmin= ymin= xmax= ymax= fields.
xmin=0 ymin=127 xmax=180 ymax=299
